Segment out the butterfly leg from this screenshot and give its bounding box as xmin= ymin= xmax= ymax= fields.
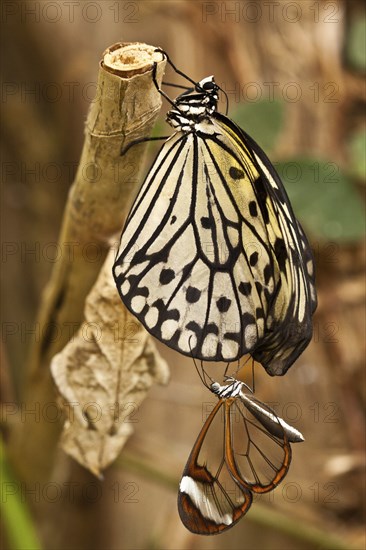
xmin=154 ymin=48 xmax=197 ymax=87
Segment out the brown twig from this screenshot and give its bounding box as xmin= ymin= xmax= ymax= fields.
xmin=7 ymin=42 xmax=166 ymax=484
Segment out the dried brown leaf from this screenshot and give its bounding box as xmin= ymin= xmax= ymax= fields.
xmin=51 ymin=250 xmax=170 ymax=476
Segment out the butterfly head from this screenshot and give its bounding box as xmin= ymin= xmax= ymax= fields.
xmin=210 ymin=378 xmax=243 ymax=399
xmin=210 ymin=381 xmax=221 ymax=394
xmin=195 ymin=76 xmax=219 ymax=97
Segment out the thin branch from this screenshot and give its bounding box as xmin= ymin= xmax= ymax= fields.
xmin=7 ymin=42 xmax=166 ymax=484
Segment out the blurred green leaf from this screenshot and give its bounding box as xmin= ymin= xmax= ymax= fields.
xmin=232 ymin=100 xmax=285 ymax=151
xmin=276 ymin=159 xmax=365 ymax=242
xmin=150 ymin=118 xmax=168 ymax=139
xmin=347 ymin=127 xmax=366 ymax=182
xmin=346 ymin=16 xmax=366 ymax=72
xmin=0 ymin=438 xmax=42 ymax=550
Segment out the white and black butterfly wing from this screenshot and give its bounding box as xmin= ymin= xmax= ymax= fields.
xmin=113 ymin=132 xmax=203 ymax=344
xmin=178 ymin=400 xmax=253 ymax=535
xmin=114 ymin=125 xmax=277 ymax=363
xmin=296 ymin=220 xmax=317 ymax=311
xmin=210 ymin=114 xmax=317 ymax=374
xmin=113 ymin=106 xmax=317 ymax=372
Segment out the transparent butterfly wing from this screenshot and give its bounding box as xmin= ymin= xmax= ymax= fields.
xmin=226 ymin=395 xmax=292 ymax=493
xmin=178 ymin=393 xmax=295 ymax=534
xmin=178 ymin=400 xmax=252 ymax=535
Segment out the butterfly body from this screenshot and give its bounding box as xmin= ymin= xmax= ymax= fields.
xmin=113 ymin=69 xmax=317 ymax=374
xmin=167 ymin=76 xmax=218 ymax=130
xmin=211 ymin=377 xmax=304 ymax=443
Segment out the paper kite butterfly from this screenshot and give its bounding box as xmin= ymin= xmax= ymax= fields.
xmin=113 ymin=49 xmax=317 ymax=375
xmin=178 ymin=365 xmax=304 ymax=535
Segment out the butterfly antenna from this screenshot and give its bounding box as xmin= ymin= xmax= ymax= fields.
xmin=240 ymin=356 xmax=256 ymax=394
xmin=189 ymin=337 xmax=209 ymax=389
xmin=234 ymin=355 xmax=254 ymax=393
xmin=217 ymin=84 xmax=229 ymax=115
xmin=231 ymin=354 xmax=247 ymax=380
xmin=223 ymin=361 xmax=231 ymax=381
xmin=251 ymin=356 xmax=256 ymax=394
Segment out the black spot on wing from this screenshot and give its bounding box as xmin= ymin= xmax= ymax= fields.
xmin=274 ymin=238 xmax=287 ymax=272
xmin=186 ymin=286 xmax=201 ymax=303
xmin=170 ymin=215 xmax=177 ymax=224
xmin=249 ymin=201 xmax=258 ymax=217
xmin=200 ymin=216 xmax=212 ymax=229
xmin=239 ymin=282 xmax=252 ymax=296
xmin=216 ymin=297 xmax=231 ymax=313
xmin=263 ymin=264 xmax=272 ymax=285
xmin=229 ymin=166 xmax=245 ymax=180
xmin=160 ymin=268 xmax=175 ymax=285
xmin=254 ymin=176 xmax=270 ymax=224
xmin=249 ymin=252 xmax=259 ymax=266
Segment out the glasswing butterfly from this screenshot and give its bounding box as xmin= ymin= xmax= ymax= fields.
xmin=178 ymin=361 xmax=304 ymax=535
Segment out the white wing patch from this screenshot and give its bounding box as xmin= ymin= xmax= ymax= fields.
xmin=180 ymin=476 xmax=233 ymax=526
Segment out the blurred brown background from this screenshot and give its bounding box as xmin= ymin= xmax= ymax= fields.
xmin=1 ymin=1 xmax=365 ymax=549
